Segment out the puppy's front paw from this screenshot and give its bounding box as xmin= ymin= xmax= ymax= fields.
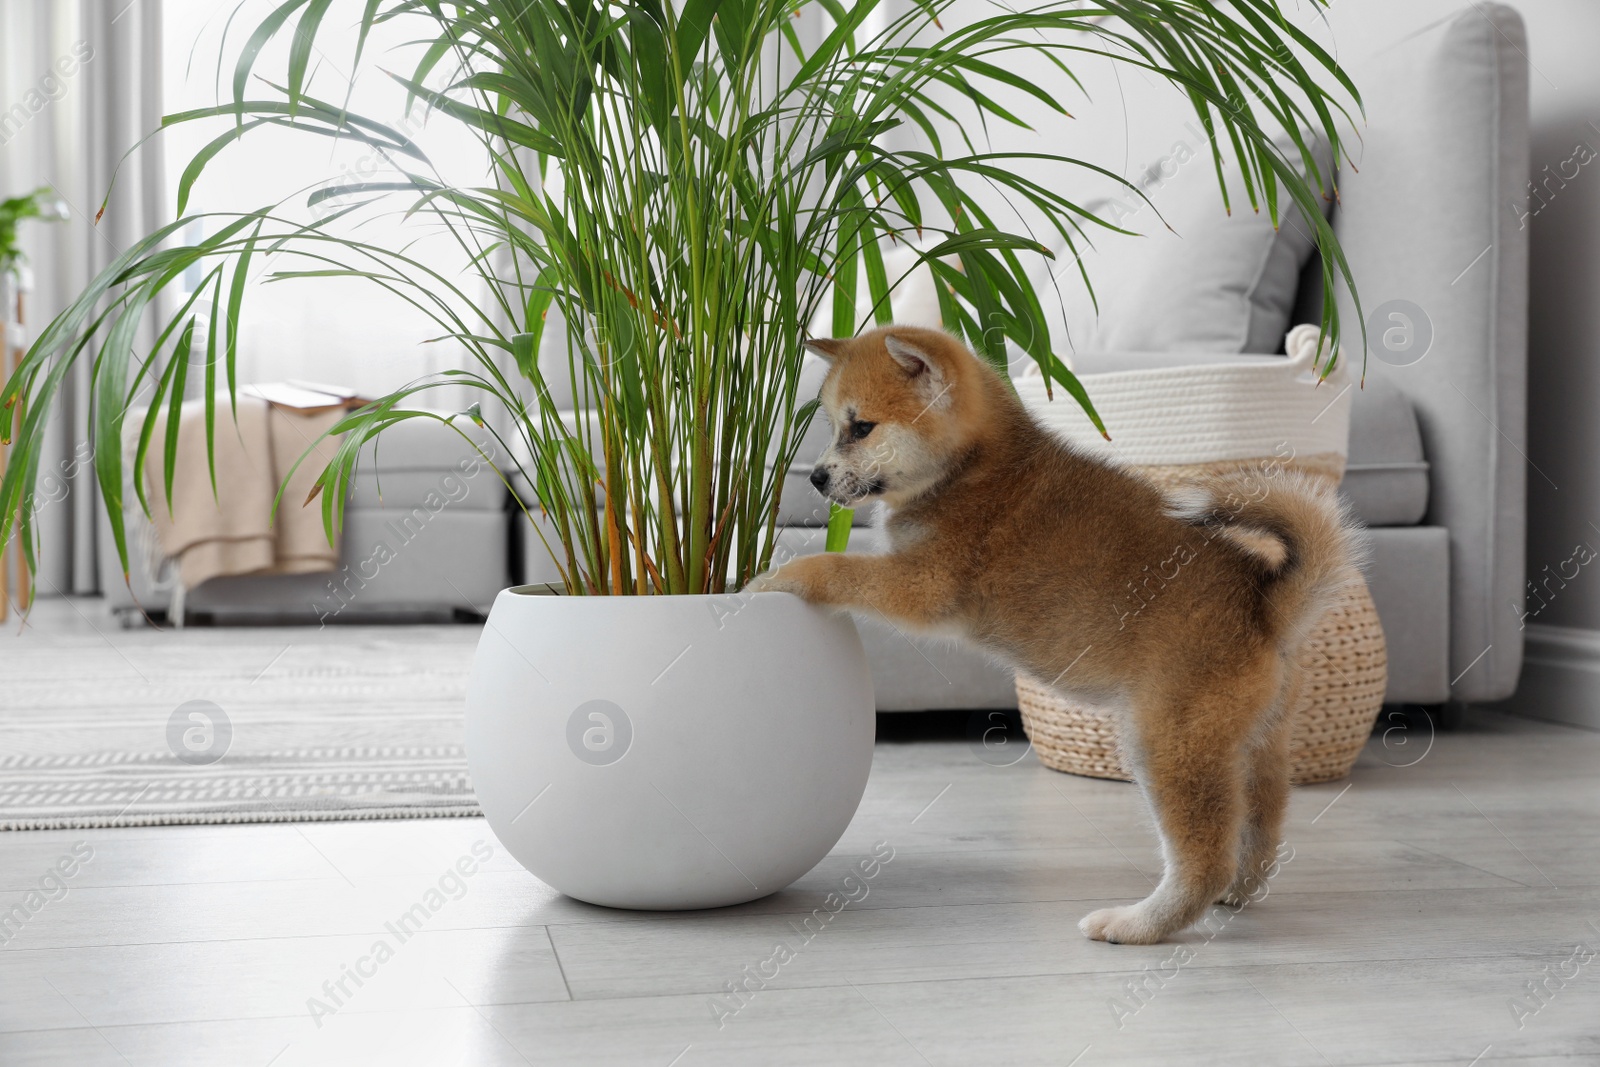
xmin=746 ymin=566 xmax=804 ymax=597
xmin=746 ymin=555 xmax=832 ymax=601
xmin=745 ymin=571 xmax=786 ymax=595
xmin=1079 ymin=904 xmax=1165 ymax=945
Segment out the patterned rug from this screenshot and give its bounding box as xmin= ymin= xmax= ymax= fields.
xmin=1 ymin=604 xmax=483 ymax=829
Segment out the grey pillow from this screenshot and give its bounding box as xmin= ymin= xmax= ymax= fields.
xmin=1059 ymin=133 xmax=1335 ymax=355
xmin=1340 ymin=376 xmax=1430 ymax=528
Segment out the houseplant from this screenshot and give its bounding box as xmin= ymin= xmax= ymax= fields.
xmin=0 ymin=188 xmax=71 ymax=279
xmin=0 ymin=0 xmax=1358 ymax=907
xmin=1 ymin=187 xmax=69 ymax=615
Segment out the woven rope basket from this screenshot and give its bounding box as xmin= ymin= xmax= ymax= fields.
xmin=1016 ymin=454 xmax=1388 ymax=786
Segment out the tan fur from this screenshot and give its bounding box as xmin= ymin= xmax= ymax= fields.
xmin=753 ymin=327 xmax=1359 ymax=944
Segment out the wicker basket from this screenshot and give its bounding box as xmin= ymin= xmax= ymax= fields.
xmin=1016 ymin=455 xmax=1388 ymax=786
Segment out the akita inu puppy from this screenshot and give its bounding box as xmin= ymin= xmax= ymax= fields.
xmin=752 ymin=326 xmax=1356 ymax=944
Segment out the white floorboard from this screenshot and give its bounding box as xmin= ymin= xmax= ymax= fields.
xmin=1 ymin=602 xmax=1597 ymax=1065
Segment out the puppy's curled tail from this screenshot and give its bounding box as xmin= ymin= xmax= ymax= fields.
xmin=1165 ymin=466 xmax=1362 ymax=653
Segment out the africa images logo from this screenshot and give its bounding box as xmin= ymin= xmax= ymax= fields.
xmin=166 ymin=700 xmax=232 ymax=766
xmin=566 ymin=699 xmax=632 ymax=766
xmin=1366 ymin=299 xmax=1434 ymax=367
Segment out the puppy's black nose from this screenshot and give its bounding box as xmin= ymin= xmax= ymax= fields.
xmin=809 ymin=467 xmax=830 ymax=491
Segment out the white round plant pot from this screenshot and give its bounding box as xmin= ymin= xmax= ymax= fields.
xmin=466 ymin=588 xmax=875 ymax=910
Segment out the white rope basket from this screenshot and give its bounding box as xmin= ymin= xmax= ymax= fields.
xmin=1016 ymin=324 xmax=1352 ymax=469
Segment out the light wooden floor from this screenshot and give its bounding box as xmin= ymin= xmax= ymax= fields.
xmin=2 ymin=607 xmax=1599 ymax=1066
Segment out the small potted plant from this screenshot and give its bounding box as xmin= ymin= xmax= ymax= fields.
xmin=0 ymin=187 xmax=70 ymax=276
xmin=0 ymin=1 xmax=1356 ymax=908
xmin=0 ymin=186 xmax=71 ymax=358
xmin=1 ymin=187 xmax=70 ymax=615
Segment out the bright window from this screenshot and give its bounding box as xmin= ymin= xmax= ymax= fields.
xmin=161 ymin=1 xmax=492 ymax=403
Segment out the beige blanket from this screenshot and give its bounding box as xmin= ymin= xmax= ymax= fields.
xmin=138 ymin=396 xmax=345 ymax=588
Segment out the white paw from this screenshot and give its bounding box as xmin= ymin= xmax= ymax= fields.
xmin=1078 ymin=904 xmax=1164 ymax=945
xmin=746 ymin=571 xmax=796 ymax=596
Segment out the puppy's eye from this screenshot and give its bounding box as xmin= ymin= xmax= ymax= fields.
xmin=850 ymin=420 xmax=876 ymax=441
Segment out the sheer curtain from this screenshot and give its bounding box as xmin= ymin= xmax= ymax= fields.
xmin=161 ymin=0 xmax=490 ymax=417
xmin=2 ymin=0 xmax=495 ymax=599
xmin=1 ymin=0 xmax=165 ymax=597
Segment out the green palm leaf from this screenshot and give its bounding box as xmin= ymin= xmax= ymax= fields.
xmin=1 ymin=0 xmax=1361 ymax=598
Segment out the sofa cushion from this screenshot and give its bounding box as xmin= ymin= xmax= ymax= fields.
xmin=1341 ymin=377 xmax=1430 ymax=527
xmin=1054 ymin=132 xmax=1334 ymax=356
xmin=352 ymin=415 xmax=505 ymax=512
xmin=1355 ymin=525 xmax=1450 ymax=704
xmin=176 ymin=509 xmax=509 ymax=622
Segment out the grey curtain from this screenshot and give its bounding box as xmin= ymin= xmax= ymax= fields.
xmin=0 ymin=0 xmax=165 ymax=597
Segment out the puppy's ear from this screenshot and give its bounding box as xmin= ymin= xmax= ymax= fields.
xmin=803 ymin=337 xmax=849 ymax=361
xmin=884 ymin=335 xmax=942 ymax=382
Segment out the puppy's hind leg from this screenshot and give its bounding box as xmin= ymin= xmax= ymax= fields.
xmin=1079 ymin=681 xmax=1261 ymax=945
xmin=1219 ymin=658 xmax=1299 ymax=907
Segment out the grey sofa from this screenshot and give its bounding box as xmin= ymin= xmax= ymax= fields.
xmin=103 ymin=417 xmax=508 ymax=625
xmin=763 ymin=3 xmax=1530 ymax=710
